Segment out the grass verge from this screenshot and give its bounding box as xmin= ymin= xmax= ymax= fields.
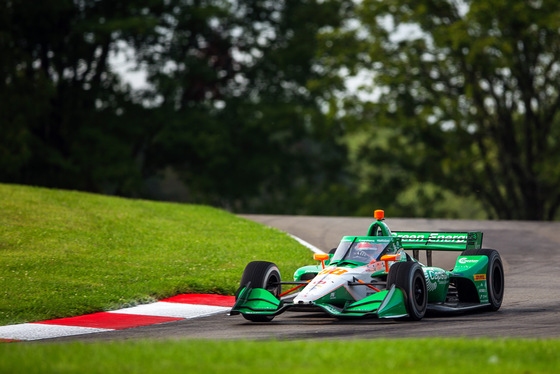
xmin=1 ymin=338 xmax=559 ymax=373
xmin=0 ymin=183 xmax=311 ymax=325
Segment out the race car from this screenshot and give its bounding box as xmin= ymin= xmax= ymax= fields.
xmin=230 ymin=210 xmax=504 ymax=321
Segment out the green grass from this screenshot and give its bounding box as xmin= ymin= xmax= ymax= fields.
xmin=1 ymin=338 xmax=559 ymax=373
xmin=2 ymin=184 xmax=559 ymax=371
xmin=0 ymin=183 xmax=311 ymax=325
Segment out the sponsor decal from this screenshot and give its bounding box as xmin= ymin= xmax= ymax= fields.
xmin=424 ymin=268 xmax=449 ymax=292
xmin=458 ymin=257 xmax=479 ymax=264
xmin=393 ymin=233 xmax=468 ymax=243
xmin=393 ymin=233 xmax=428 ymax=242
xmin=428 ymin=233 xmax=467 ymax=243
xmin=474 ymin=274 xmax=486 ymax=281
xmin=477 ymin=282 xmax=489 ymax=302
xmin=359 ymin=239 xmax=390 ymax=243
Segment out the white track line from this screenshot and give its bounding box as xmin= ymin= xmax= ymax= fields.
xmin=288 ymin=234 xmax=325 ymax=254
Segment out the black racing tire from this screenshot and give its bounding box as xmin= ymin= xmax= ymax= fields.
xmin=456 ymin=248 xmax=504 ymax=311
xmin=387 ymin=262 xmax=427 ymax=321
xmin=299 ymin=272 xmax=317 ymax=281
xmin=236 ymin=261 xmax=281 ymax=322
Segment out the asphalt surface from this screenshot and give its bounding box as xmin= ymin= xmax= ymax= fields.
xmin=50 ymin=215 xmax=560 ymax=342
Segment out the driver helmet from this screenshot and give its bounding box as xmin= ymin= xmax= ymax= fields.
xmin=358 ymin=242 xmax=375 ymax=250
xmin=351 ymin=242 xmax=377 ymax=261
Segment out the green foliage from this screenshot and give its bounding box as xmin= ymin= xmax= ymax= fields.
xmin=0 ymin=184 xmax=311 ymax=325
xmin=139 ymin=0 xmax=355 ymax=213
xmin=0 ymin=0 xmax=355 ymax=216
xmin=4 ymin=1 xmax=560 ymax=219
xmin=326 ymin=0 xmax=560 ymax=220
xmin=1 ymin=338 xmax=559 ymax=373
xmin=0 ymin=0 xmax=160 ymax=194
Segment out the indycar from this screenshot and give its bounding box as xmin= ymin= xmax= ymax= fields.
xmin=230 ymin=210 xmax=504 ymax=321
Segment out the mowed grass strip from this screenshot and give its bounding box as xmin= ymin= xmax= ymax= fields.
xmin=0 ymin=183 xmax=311 ymax=326
xmin=1 ymin=338 xmax=559 ymax=373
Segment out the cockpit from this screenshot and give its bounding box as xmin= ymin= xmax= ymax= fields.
xmin=330 ymin=237 xmax=396 ymax=265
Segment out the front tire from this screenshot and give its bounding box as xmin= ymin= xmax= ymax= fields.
xmin=387 ymin=262 xmax=427 ymax=320
xmin=237 ymin=261 xmax=281 ymax=322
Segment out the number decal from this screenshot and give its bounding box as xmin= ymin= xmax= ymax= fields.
xmin=318 ymin=267 xmax=348 ymax=276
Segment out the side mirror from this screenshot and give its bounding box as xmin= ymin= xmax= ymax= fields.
xmin=380 ymin=254 xmax=401 ymax=273
xmin=313 ymin=254 xmax=330 ymax=261
xmin=314 ymin=253 xmax=330 ymax=269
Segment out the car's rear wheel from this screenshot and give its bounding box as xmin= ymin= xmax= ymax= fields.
xmin=236 ymin=261 xmax=281 ymax=322
xmin=387 ymin=262 xmax=427 ymax=320
xmin=456 ymin=248 xmax=504 ymax=310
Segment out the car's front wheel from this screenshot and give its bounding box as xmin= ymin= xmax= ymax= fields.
xmin=387 ymin=262 xmax=427 ymax=320
xmin=236 ymin=261 xmax=281 ymax=322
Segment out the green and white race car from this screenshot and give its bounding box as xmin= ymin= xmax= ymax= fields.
xmin=230 ymin=210 xmax=504 ymax=322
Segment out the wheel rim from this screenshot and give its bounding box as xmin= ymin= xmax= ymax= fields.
xmin=413 ymin=273 xmax=426 ymax=309
xmin=265 ymin=273 xmax=280 ymax=297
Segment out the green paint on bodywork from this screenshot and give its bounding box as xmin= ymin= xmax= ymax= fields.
xmin=342 ymin=291 xmax=387 ymax=313
xmin=232 ymin=286 xmax=409 ymax=319
xmin=451 ymin=255 xmax=489 ymax=303
xmin=376 ymin=286 xmax=408 ymax=318
xmin=367 ymin=220 xmax=392 ymax=236
xmin=423 ymin=267 xmax=450 ymax=302
xmin=314 ymin=287 xmax=408 ymax=318
xmin=314 ymin=285 xmax=355 ymax=306
xmin=230 ymin=287 xmax=281 ymax=315
xmin=294 ymin=265 xmax=322 ymax=281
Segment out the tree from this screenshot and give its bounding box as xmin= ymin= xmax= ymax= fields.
xmin=0 ymin=0 xmax=356 ymax=215
xmin=330 ymin=0 xmax=560 ymax=220
xmin=135 ymin=0 xmax=355 ymax=213
xmin=0 ymin=0 xmax=163 ymax=194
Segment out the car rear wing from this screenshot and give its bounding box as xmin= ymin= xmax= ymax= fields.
xmin=392 ymin=231 xmax=483 ymax=266
xmin=392 ymin=231 xmax=483 ymax=251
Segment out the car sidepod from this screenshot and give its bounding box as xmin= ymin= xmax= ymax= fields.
xmin=452 ymin=249 xmax=504 ymax=310
xmin=423 ymin=267 xmax=450 ymax=303
xmin=452 ymin=255 xmax=491 ymax=303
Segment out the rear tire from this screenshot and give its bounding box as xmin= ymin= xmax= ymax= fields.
xmin=236 ymin=261 xmax=281 ymax=322
xmin=387 ymin=262 xmax=427 ymax=320
xmin=456 ymin=248 xmax=504 ymax=311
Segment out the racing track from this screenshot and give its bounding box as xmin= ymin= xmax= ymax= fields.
xmin=50 ymin=215 xmax=560 ymax=342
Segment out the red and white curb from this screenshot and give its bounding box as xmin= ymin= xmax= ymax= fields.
xmin=0 ymin=235 xmax=321 ymax=343
xmin=0 ymin=294 xmax=235 ymax=342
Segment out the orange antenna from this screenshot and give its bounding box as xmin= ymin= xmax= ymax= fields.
xmin=374 ymin=210 xmax=385 ymax=220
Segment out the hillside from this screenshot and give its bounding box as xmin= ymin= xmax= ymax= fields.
xmin=0 ymin=184 xmax=309 ymax=325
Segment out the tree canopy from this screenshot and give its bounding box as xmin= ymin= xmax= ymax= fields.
xmin=2 ymin=0 xmax=560 ymax=220
xmin=0 ymin=0 xmax=356 ymax=214
xmin=325 ymin=0 xmax=560 ymax=220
